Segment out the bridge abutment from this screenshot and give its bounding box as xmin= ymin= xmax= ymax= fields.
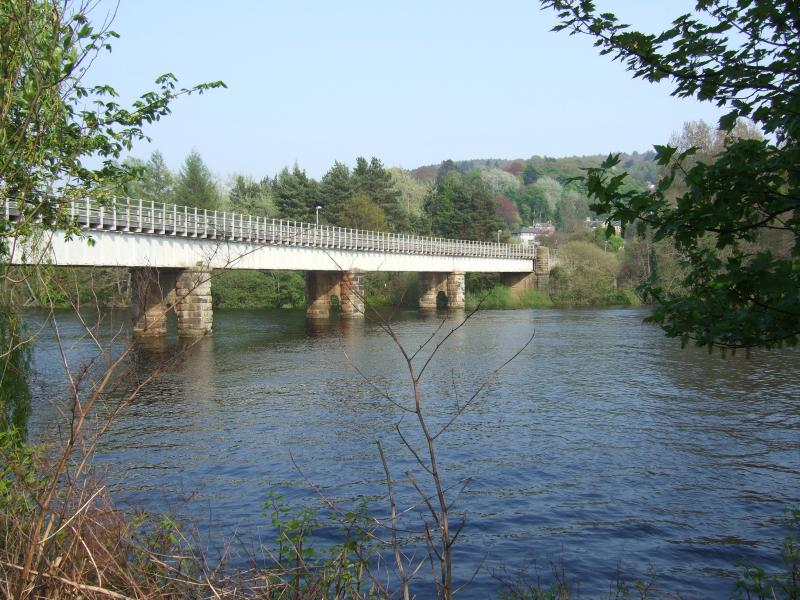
xmin=501 ymin=272 xmax=536 ymax=299
xmin=175 ymin=267 xmax=213 ymax=336
xmin=131 ymin=267 xmax=177 ymax=337
xmin=534 ymin=246 xmax=550 ymax=289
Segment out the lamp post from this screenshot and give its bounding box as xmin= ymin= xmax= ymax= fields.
xmin=315 ymin=205 xmax=322 ymax=226
xmin=497 ymin=229 xmax=502 ymax=244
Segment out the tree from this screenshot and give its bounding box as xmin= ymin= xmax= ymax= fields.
xmin=435 ymin=159 xmax=460 ymax=186
xmin=352 ymin=156 xmax=408 ymax=231
xmin=228 ymin=174 xmax=274 ymax=216
xmin=388 ymin=167 xmax=429 ymax=218
xmin=124 ymin=150 xmax=175 ymax=203
xmin=493 ymin=195 xmax=521 ymax=229
xmin=272 ymin=164 xmax=319 ymax=221
xmin=0 ymin=0 xmax=223 ymax=436
xmin=173 ymin=150 xmax=219 ymax=210
xmin=0 ymin=1 xmax=224 ymax=251
xmin=530 ymin=176 xmax=563 ymax=222
xmin=544 ymin=0 xmax=800 ymax=349
xmin=424 ymin=170 xmax=505 ymax=241
xmin=319 ymin=161 xmax=353 ymax=224
xmin=337 ymin=194 xmax=389 ymax=231
xmin=522 ymin=162 xmax=540 ymax=185
xmin=480 ymin=168 xmax=521 ymax=197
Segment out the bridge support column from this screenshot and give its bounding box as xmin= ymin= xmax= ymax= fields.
xmin=534 ymin=246 xmax=550 ymax=289
xmin=446 ymin=271 xmax=465 ymax=309
xmin=305 ymin=271 xmax=341 ymax=319
xmin=131 ymin=267 xmax=177 ymax=337
xmin=175 ymin=267 xmax=213 ymax=336
xmin=341 ymin=270 xmax=365 ymax=318
xmin=418 ymin=272 xmax=448 ymax=310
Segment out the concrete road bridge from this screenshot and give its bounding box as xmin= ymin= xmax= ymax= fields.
xmin=4 ymin=198 xmax=550 ymax=336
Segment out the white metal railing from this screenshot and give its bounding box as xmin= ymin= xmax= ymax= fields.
xmin=3 ymin=197 xmax=537 ymax=260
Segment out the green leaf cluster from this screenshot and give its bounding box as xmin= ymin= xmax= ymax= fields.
xmin=543 ymin=0 xmax=800 ymax=349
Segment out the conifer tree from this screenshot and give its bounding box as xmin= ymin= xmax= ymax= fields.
xmin=273 ymin=165 xmax=319 ymax=221
xmin=174 ymin=150 xmax=219 ymax=210
xmin=319 ymin=161 xmax=353 ymax=224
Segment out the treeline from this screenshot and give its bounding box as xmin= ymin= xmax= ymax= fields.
xmin=120 ymin=149 xmax=661 ymax=245
xmin=25 ymin=120 xmax=760 ymax=313
xmin=8 ymin=147 xmax=667 ymax=311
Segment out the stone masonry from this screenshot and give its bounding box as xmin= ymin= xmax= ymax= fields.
xmin=340 ymin=270 xmax=365 ymax=318
xmin=305 ymin=271 xmax=342 ymax=319
xmin=534 ymin=246 xmax=550 ymax=289
xmin=174 ymin=267 xmax=213 ymax=336
xmin=418 ymin=272 xmax=448 ymax=310
xmin=446 ymin=271 xmax=465 ymax=309
xmin=131 ymin=267 xmax=177 ymax=336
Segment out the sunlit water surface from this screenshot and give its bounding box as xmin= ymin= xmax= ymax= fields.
xmin=27 ymin=308 xmax=800 ymax=598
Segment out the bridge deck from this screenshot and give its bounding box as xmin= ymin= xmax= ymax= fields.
xmin=4 ymin=198 xmax=537 ymax=273
xmin=4 ymin=198 xmax=535 ymax=259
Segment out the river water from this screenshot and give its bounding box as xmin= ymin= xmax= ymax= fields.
xmin=27 ymin=307 xmax=800 ymax=598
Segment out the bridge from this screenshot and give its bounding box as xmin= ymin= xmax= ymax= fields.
xmin=4 ymin=198 xmax=550 ymax=336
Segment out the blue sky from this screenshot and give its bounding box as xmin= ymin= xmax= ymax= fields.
xmin=90 ymin=1 xmax=724 ymax=180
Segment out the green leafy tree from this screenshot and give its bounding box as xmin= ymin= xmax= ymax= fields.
xmin=522 ymin=162 xmax=540 ymax=185
xmin=124 ymin=150 xmax=175 ymax=203
xmin=388 ymin=167 xmax=429 ymax=218
xmin=480 ymin=168 xmax=521 ymax=197
xmin=425 ymin=170 xmax=505 ymax=241
xmin=319 ymin=161 xmax=353 ymax=224
xmin=173 ymin=150 xmax=219 ymax=210
xmin=556 ymin=188 xmax=591 ymax=232
xmin=352 ymin=156 xmax=408 ymax=231
xmin=544 ymin=0 xmax=800 ymax=348
xmin=273 ymin=165 xmax=319 ymax=221
xmin=0 ymin=1 xmax=224 ymax=247
xmin=530 ymin=176 xmax=563 ymax=222
xmin=435 ymin=159 xmax=460 ymax=187
xmin=228 ymin=174 xmax=274 ymax=216
xmin=337 ymin=194 xmax=389 ymax=231
xmin=0 ymin=0 xmax=223 ymax=438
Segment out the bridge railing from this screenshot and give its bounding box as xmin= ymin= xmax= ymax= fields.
xmin=3 ymin=197 xmax=537 ymax=260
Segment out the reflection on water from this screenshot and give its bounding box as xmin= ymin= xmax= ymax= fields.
xmin=26 ymin=307 xmax=800 ymax=598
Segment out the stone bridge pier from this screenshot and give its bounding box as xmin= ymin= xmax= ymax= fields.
xmin=131 ymin=266 xmax=213 ymax=337
xmin=418 ymin=271 xmax=465 ymax=310
xmin=305 ymin=269 xmax=365 ymax=319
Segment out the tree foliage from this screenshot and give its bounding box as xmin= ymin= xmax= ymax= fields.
xmin=0 ymin=0 xmax=225 ymax=255
xmin=273 ymin=165 xmax=319 ymax=221
xmin=544 ymin=0 xmax=800 ymax=349
xmin=319 ymin=161 xmax=353 ymax=223
xmin=173 ymin=150 xmax=219 ymax=210
xmin=228 ymin=174 xmax=274 ymax=216
xmin=337 ymin=194 xmax=389 ymax=232
xmin=124 ymin=151 xmax=175 ymax=203
xmin=0 ymin=0 xmax=223 ymax=440
xmin=424 ymin=167 xmax=506 ymax=241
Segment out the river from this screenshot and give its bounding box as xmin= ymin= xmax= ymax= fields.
xmin=26 ymin=307 xmax=800 ymax=598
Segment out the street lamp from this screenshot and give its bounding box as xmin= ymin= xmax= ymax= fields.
xmin=315 ymin=205 xmax=322 ymax=226
xmin=497 ymin=229 xmax=502 ymax=244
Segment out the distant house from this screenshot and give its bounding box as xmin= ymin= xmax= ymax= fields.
xmin=515 ymin=223 xmax=555 ymax=246
xmin=585 ymin=217 xmax=622 ymax=236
